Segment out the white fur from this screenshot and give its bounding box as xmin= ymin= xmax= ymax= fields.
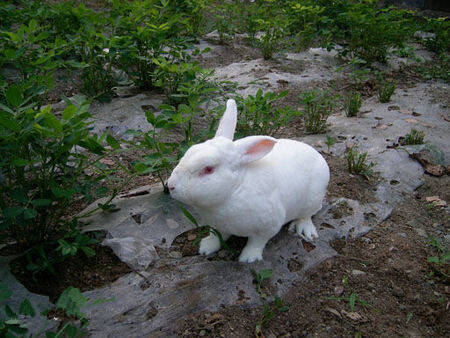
xmin=168 ymin=99 xmax=330 ymax=262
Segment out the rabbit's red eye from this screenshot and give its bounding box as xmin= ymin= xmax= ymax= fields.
xmin=200 ymin=166 xmax=214 ymax=176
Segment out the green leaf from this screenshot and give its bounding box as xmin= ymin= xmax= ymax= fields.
xmin=42 ymin=112 xmax=62 ymax=132
xmin=5 ymin=86 xmax=22 ymax=108
xmin=106 ymin=134 xmax=120 ymax=149
xmin=62 ymin=105 xmax=77 ymax=120
xmin=427 ymin=256 xmax=439 ymax=264
xmin=23 ymin=208 xmax=38 ymax=220
xmin=258 ymin=269 xmax=273 ymax=280
xmin=81 ymin=246 xmax=95 ymax=257
xmin=179 ymin=205 xmax=198 ymax=227
xmin=12 ymin=158 xmax=30 ymax=167
xmin=133 ymin=162 xmax=147 ymax=173
xmin=5 ymin=304 xmax=16 ymax=318
xmin=2 ymin=206 xmax=24 ymax=219
xmin=31 ymin=199 xmax=52 ymax=207
xmin=0 ymin=288 xmax=12 ymax=302
xmin=0 ymin=110 xmax=20 ymax=132
xmin=56 ymin=287 xmax=88 ymax=318
xmin=19 ymin=299 xmax=36 ymax=317
xmin=349 ymin=293 xmax=356 ymax=311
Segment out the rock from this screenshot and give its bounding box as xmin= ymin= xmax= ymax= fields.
xmin=414 ymin=227 xmax=427 ymax=238
xmin=352 ymin=269 xmax=366 ymax=276
xmin=414 ymin=31 xmax=436 ymax=40
xmin=334 ymin=286 xmax=344 ymax=296
xmin=102 ymin=237 xmax=158 ymax=271
xmin=410 ymin=149 xmax=446 ymax=177
xmin=168 ymin=251 xmax=182 ymax=259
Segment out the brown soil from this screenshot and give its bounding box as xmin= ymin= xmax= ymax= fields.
xmin=177 ymin=175 xmax=450 ymax=337
xmin=8 ymin=232 xmax=131 ymax=303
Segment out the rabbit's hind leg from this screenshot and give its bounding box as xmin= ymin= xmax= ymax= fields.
xmin=292 ymin=216 xmax=318 ymax=242
xmin=238 ymin=235 xmax=271 ymax=263
xmin=199 ymin=230 xmax=230 ymax=255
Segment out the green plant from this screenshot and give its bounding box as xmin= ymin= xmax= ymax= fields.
xmin=0 ymin=19 xmax=68 ymax=106
xmin=235 ymin=89 xmax=299 ymax=137
xmin=0 ymin=90 xmax=131 ymax=273
xmin=427 ymin=236 xmax=449 ymax=279
xmin=418 ymin=54 xmax=449 ymax=82
xmin=344 ymin=90 xmax=362 ymax=117
xmin=252 ymin=269 xmax=273 ymax=296
xmin=346 ymin=147 xmax=375 ymax=178
xmin=377 ymin=81 xmax=396 ymax=103
xmin=403 ymin=129 xmax=425 ymax=145
xmin=327 ymin=276 xmax=370 ymax=311
xmin=325 ymin=135 xmax=336 ymax=152
xmin=255 ymin=295 xmax=289 ymax=334
xmin=0 ymin=284 xmax=97 ymax=337
xmin=421 ymin=17 xmax=449 ymax=55
xmin=212 ymin=1 xmax=238 ymax=44
xmin=299 ymin=89 xmax=336 ymax=134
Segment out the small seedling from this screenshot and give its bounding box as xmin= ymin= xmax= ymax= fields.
xmin=252 ymin=269 xmax=273 ymax=296
xmin=346 ymin=147 xmax=375 ymax=178
xmin=403 ymin=129 xmax=425 ymax=145
xmin=325 ymin=135 xmax=336 ymax=152
xmin=378 ymin=82 xmax=396 ymax=103
xmin=344 ymin=91 xmax=362 ymax=117
xmin=327 ymin=276 xmax=371 ymax=311
xmin=299 ymin=89 xmax=336 ymax=134
xmin=427 ymin=236 xmax=449 ymax=278
xmin=255 ymin=295 xmax=289 ymax=334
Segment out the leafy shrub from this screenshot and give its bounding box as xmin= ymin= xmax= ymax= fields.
xmin=0 ymin=88 xmax=127 ymax=272
xmin=378 ymin=81 xmax=396 ymax=103
xmin=0 ymin=283 xmax=95 ymax=337
xmin=299 ymin=89 xmax=336 ymax=134
xmin=421 ymin=17 xmax=450 ymax=55
xmin=111 ymin=0 xmax=190 ymax=89
xmin=344 ymin=90 xmax=362 ymax=117
xmin=0 ymin=19 xmax=68 ymax=105
xmin=403 ymin=129 xmax=425 ymax=145
xmin=346 ymin=147 xmax=375 ymax=178
xmin=235 ymin=89 xmax=299 ymax=136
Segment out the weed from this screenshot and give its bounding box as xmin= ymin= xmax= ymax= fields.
xmin=327 ymin=276 xmax=371 ymax=311
xmin=235 ymin=89 xmax=299 ymax=137
xmin=378 ymin=81 xmax=396 ymax=103
xmin=403 ymin=129 xmax=425 ymax=145
xmin=325 ymin=135 xmax=336 ymax=152
xmin=346 ymin=147 xmax=375 ymax=178
xmin=255 ymin=295 xmax=289 ymax=334
xmin=252 ymin=269 xmax=273 ymax=296
xmin=299 ymin=89 xmax=336 ymax=134
xmin=344 ymin=91 xmax=362 ymax=117
xmin=427 ymin=236 xmax=449 ymax=279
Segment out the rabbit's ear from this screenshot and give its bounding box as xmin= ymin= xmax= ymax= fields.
xmin=215 ymin=99 xmax=237 ymax=140
xmin=235 ymin=136 xmax=276 ymax=164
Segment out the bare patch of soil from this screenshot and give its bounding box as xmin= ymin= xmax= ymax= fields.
xmin=198 ymin=42 xmax=261 ymax=69
xmin=177 ymin=175 xmax=449 ymax=337
xmin=8 ymin=232 xmax=131 ymax=302
xmin=325 ymin=154 xmax=380 ymax=204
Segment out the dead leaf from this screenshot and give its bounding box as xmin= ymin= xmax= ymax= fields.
xmin=425 ymin=196 xmax=447 ymax=207
xmin=398 ymin=109 xmax=412 ymax=115
xmin=388 ymin=105 xmax=400 ymax=111
xmin=100 ymin=158 xmax=115 ymax=166
xmin=442 ymin=115 xmax=450 ymax=122
xmin=424 ymin=164 xmax=444 ymax=176
xmin=341 ymin=310 xmax=367 ymax=322
xmin=405 ymin=118 xmax=419 ymax=124
xmin=324 ymin=307 xmax=342 ymax=319
xmin=376 ymin=124 xmax=389 ymax=130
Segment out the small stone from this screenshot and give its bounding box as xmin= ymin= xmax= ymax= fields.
xmin=218 ymin=250 xmax=228 ymax=258
xmin=188 ymin=234 xmax=197 ymax=241
xmin=414 ymin=228 xmax=427 ymax=238
xmin=168 ymin=251 xmax=182 ymax=259
xmin=392 ymin=286 xmax=405 ymax=298
xmin=352 ymin=269 xmax=366 ymax=276
xmin=398 ymin=232 xmax=407 ymax=238
xmin=199 ymin=329 xmax=206 ymax=336
xmin=334 ymin=286 xmax=344 ymax=296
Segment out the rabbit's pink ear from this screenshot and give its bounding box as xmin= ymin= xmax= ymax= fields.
xmin=215 ymin=99 xmax=237 ymax=140
xmin=235 ymin=136 xmax=276 ymax=164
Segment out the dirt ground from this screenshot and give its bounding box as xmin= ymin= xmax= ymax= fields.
xmin=177 ymin=174 xmax=449 ymax=337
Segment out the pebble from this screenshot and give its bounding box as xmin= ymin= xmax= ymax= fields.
xmin=352 ymin=269 xmax=366 ymax=276
xmin=334 ymin=285 xmax=344 ymax=296
xmin=168 ymin=251 xmax=182 ymax=259
xmin=392 ymin=286 xmax=405 ymax=298
xmin=187 ymin=234 xmax=197 ymax=241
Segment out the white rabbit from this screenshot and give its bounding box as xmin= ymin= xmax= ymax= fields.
xmin=167 ymin=99 xmax=330 ymax=263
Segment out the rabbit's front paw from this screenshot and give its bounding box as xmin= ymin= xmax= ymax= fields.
xmin=199 ymin=234 xmax=221 ymax=255
xmin=294 ymin=217 xmax=318 ymax=242
xmin=238 ymin=248 xmax=263 ymax=263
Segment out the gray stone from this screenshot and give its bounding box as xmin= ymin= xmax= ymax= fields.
xmin=352 ymin=269 xmax=366 ymax=276
xmin=102 ymin=237 xmax=158 ymax=271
